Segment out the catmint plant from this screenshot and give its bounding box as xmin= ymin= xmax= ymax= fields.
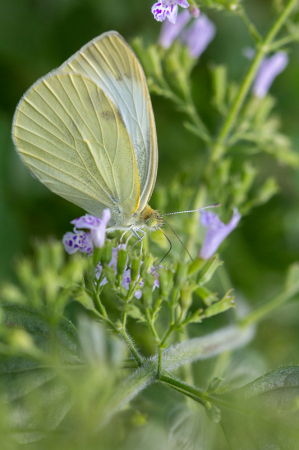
xmin=2 ymin=1 xmax=299 ymax=449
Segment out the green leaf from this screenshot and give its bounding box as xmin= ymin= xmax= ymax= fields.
xmin=1 ymin=302 xmax=79 ymax=362
xmin=220 ymin=367 xmax=299 ymax=450
xmin=0 ymin=303 xmax=81 ymax=442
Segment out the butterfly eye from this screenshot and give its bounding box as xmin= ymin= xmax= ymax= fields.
xmin=146 ymin=217 xmax=158 ymax=228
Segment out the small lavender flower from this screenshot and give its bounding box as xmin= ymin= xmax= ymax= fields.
xmin=152 ymin=0 xmax=189 ymax=24
xmin=63 ymin=209 xmax=111 ymax=255
xmin=159 ymin=10 xmax=191 ymax=49
xmin=180 ymin=14 xmax=216 ymax=58
xmin=199 ymin=209 xmax=241 ymax=259
xmin=253 ymin=51 xmax=289 ymax=99
xmin=63 ymin=231 xmax=93 ymax=255
xmin=122 ymin=267 xmax=160 ymax=299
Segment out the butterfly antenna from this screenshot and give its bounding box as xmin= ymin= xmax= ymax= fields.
xmin=161 ymin=203 xmax=220 ymax=217
xmin=163 ymin=218 xmax=193 ymax=261
xmin=153 ymin=228 xmax=173 ymax=269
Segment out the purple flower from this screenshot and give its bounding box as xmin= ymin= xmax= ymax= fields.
xmin=253 ymin=51 xmax=289 ymax=99
xmin=63 ymin=209 xmax=111 ymax=255
xmin=199 ymin=209 xmax=241 ymax=259
xmin=63 ymin=231 xmax=93 ymax=255
xmin=122 ymin=266 xmax=160 ymax=299
xmin=159 ymin=10 xmax=191 ymax=49
xmin=180 ymin=14 xmax=216 ymax=58
xmin=152 ymin=0 xmax=189 ymax=24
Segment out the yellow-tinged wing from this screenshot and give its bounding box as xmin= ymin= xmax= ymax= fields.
xmin=13 ymin=73 xmax=140 ymax=227
xmin=58 ymin=31 xmax=158 ymax=213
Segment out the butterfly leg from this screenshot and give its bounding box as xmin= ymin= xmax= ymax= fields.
xmin=128 ymin=228 xmax=145 ymax=254
xmin=120 ymin=225 xmax=133 ymax=244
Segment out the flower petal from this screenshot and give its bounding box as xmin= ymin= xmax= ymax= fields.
xmin=91 ymin=209 xmax=111 ymax=248
xmin=166 ymin=4 xmax=178 ymax=24
xmin=152 ymin=2 xmax=168 ymax=22
xmin=162 ymin=0 xmax=189 ymax=7
xmin=159 ymin=10 xmax=190 ymax=49
xmin=180 ymin=14 xmax=216 ymax=58
xmin=71 ymin=214 xmax=101 ymax=230
xmin=62 ymin=231 xmax=93 ymax=255
xmin=253 ymin=51 xmax=288 ymax=98
xmin=199 ymin=209 xmax=241 ymax=259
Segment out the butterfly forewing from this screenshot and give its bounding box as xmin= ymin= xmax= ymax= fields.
xmin=13 ymin=73 xmax=140 ymax=226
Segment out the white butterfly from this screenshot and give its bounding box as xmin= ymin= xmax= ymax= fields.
xmin=12 ymin=31 xmax=164 ymax=240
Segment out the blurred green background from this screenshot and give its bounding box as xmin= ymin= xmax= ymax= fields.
xmin=1 ymin=0 xmax=299 ymax=371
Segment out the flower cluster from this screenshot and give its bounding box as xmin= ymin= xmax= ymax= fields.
xmin=96 ymin=246 xmax=159 ymax=299
xmin=62 ymin=210 xmax=159 ymax=299
xmin=159 ymin=10 xmax=216 ymax=58
xmin=152 ymin=0 xmax=189 ymax=24
xmin=62 ymin=210 xmax=111 ymax=255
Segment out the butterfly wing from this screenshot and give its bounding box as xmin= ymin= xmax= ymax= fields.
xmin=59 ymin=31 xmax=158 ymax=213
xmin=13 ymin=73 xmax=140 ymax=227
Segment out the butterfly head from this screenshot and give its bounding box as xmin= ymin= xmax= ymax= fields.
xmin=145 ymin=209 xmax=164 ymax=231
xmin=137 ymin=205 xmax=164 ymax=231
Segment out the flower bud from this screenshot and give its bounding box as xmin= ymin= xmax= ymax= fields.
xmin=92 ymin=247 xmax=103 ymax=267
xmin=140 ymin=254 xmax=156 ymax=277
xmin=100 ymin=241 xmax=113 ymax=266
xmin=117 ymin=248 xmax=128 ymax=277
xmin=179 ymin=284 xmax=193 ymax=314
xmin=208 ymin=377 xmax=223 ymax=392
xmin=174 ymin=262 xmax=188 ymax=287
xmin=204 ymin=290 xmax=236 ymax=318
xmin=141 ymin=273 xmax=155 ymax=308
xmin=205 ymin=402 xmax=221 ymax=423
xmin=188 ymin=257 xmax=206 ymax=276
xmin=158 ymin=267 xmax=173 ymax=299
xmin=197 ymin=254 xmax=222 ymax=286
xmin=189 ymin=5 xmax=200 ymax=18
xmin=130 ymin=254 xmax=141 ymax=283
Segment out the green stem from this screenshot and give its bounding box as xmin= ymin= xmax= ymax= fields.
xmin=91 ymin=309 xmax=116 ymax=330
xmin=146 ymin=309 xmax=160 ymax=343
xmin=210 ymin=0 xmax=298 ymax=163
xmin=157 ymin=347 xmax=163 ymax=378
xmin=91 ymin=308 xmax=143 ymax=367
xmin=160 ymin=323 xmax=176 ymax=348
xmin=238 ymin=7 xmax=262 ymax=42
xmin=159 ymin=373 xmax=246 ymax=414
xmin=240 ymin=280 xmax=299 ymax=328
xmin=92 ymin=292 xmax=107 ymax=318
xmin=119 ymin=327 xmax=144 ymax=367
xmin=269 ymin=33 xmax=299 ymax=51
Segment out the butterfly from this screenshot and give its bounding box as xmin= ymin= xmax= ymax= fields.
xmin=12 ymin=31 xmax=164 ymax=241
